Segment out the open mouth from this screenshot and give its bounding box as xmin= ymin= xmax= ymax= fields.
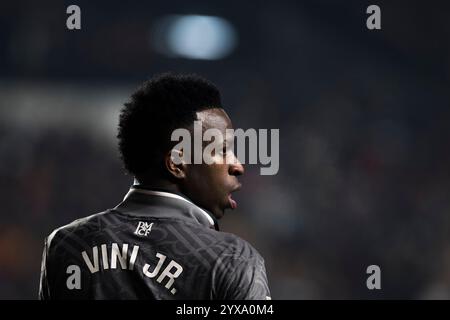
xmin=228 ymin=194 xmax=237 ymax=209
xmin=227 ymin=184 xmax=241 ymax=210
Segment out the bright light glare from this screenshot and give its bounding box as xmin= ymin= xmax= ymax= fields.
xmin=152 ymin=15 xmax=237 ymax=60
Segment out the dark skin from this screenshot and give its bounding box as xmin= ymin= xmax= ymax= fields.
xmin=139 ymin=108 xmax=244 ymax=219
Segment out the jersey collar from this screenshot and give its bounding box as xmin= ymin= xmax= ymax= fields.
xmin=116 ymin=185 xmax=219 ymax=230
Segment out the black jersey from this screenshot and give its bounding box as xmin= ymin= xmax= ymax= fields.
xmin=39 ymin=186 xmax=271 ymax=300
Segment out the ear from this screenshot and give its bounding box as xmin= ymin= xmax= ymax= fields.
xmin=165 ymin=149 xmax=187 ymax=179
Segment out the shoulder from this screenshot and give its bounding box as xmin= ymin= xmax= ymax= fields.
xmin=45 ymin=210 xmax=110 ymax=249
xmin=210 ymin=230 xmax=266 ymax=283
xmin=215 ymin=230 xmax=264 ymax=262
xmin=169 ymin=222 xmax=265 ymax=266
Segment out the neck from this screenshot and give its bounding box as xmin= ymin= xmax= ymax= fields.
xmin=133 ymin=177 xmax=182 ymax=195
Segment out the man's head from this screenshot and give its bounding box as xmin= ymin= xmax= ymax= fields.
xmin=117 ymin=73 xmax=244 ymax=219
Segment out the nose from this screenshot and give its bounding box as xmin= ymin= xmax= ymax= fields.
xmin=229 ymin=157 xmax=244 ymax=176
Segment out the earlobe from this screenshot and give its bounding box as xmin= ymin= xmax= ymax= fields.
xmin=165 ymin=149 xmax=186 ymax=179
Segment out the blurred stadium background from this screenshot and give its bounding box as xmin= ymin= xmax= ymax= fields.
xmin=1 ymin=0 xmax=450 ymax=299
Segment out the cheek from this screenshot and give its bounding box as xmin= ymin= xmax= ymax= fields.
xmin=209 ymin=164 xmax=229 ymax=182
xmin=190 ymin=164 xmax=229 ymax=188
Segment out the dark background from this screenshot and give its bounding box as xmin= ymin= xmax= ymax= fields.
xmin=1 ymin=0 xmax=450 ymax=299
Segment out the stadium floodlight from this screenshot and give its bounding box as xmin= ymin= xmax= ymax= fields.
xmin=151 ymin=15 xmax=238 ymax=60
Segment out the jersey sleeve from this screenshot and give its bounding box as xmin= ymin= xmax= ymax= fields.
xmin=213 ymin=249 xmax=271 ymax=300
xmin=38 ymin=237 xmax=51 ymax=300
xmin=38 ymin=230 xmax=91 ymax=300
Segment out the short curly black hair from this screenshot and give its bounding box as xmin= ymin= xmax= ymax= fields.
xmin=117 ymin=72 xmax=222 ymax=181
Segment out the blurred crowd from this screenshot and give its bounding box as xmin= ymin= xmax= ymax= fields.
xmin=1 ymin=0 xmax=450 ymax=299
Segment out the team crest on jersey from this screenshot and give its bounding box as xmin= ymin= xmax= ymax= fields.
xmin=134 ymin=221 xmax=153 ymax=237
